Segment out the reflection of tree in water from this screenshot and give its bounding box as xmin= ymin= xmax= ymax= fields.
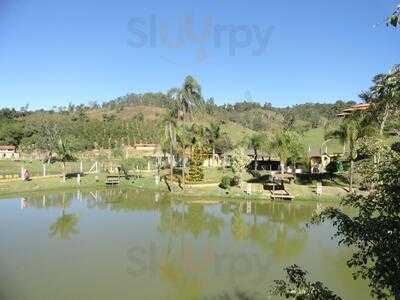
xmin=49 ymin=211 xmax=79 ymax=240
xmin=157 ymin=202 xmax=226 ymax=300
xmin=159 ymin=243 xmax=204 ymax=300
xmin=159 ymin=203 xmax=224 ymax=238
xmin=48 ymin=193 xmax=79 ymax=240
xmin=231 ymin=204 xmax=249 ymax=241
xmin=223 ymin=201 xmax=313 ymax=261
xmin=204 ymin=289 xmax=258 ymax=300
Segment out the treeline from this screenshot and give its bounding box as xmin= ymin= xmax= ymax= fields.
xmin=0 ymin=72 xmax=388 ymax=156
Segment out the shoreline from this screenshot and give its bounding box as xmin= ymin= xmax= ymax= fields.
xmin=0 ymin=174 xmax=345 ymax=203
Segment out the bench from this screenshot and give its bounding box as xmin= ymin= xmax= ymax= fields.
xmin=106 ymin=175 xmax=120 ymax=185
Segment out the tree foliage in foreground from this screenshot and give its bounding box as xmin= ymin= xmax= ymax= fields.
xmin=387 ymin=4 xmax=400 ymax=27
xmin=270 ymin=265 xmax=341 ymax=300
xmin=312 ymin=148 xmax=400 ymax=299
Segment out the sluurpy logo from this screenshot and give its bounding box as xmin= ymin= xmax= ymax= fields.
xmin=126 ymin=241 xmax=271 ymax=284
xmin=127 ymin=15 xmax=274 ymax=66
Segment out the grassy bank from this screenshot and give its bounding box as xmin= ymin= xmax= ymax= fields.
xmin=0 ymin=172 xmax=345 ymax=202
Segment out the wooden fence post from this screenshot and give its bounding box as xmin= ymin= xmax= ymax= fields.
xmin=80 ymin=161 xmax=83 ymax=173
xmin=43 ymin=164 xmax=46 ymax=177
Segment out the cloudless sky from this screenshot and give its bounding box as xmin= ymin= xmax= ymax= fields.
xmin=0 ymin=0 xmax=399 ymax=109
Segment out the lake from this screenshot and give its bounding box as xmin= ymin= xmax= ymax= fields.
xmin=0 ymin=188 xmax=371 ymax=300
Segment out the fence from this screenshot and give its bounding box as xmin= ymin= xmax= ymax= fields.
xmin=0 ymin=160 xmax=98 ymax=179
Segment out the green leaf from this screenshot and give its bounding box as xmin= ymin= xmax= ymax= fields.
xmin=389 ymin=15 xmax=399 ymax=27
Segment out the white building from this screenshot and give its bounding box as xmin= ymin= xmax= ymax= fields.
xmin=0 ymin=145 xmax=19 ymax=159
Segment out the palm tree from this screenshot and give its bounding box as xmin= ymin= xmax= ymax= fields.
xmin=49 ymin=194 xmax=79 ymax=240
xmin=180 ymin=75 xmax=202 ymax=119
xmin=325 ymin=115 xmax=375 ymax=192
xmin=169 ymin=76 xmax=202 ymax=121
xmin=360 ymin=65 xmax=400 ymax=136
xmin=163 ymin=111 xmax=177 ymax=184
xmin=56 ymin=138 xmax=76 ymax=182
xmin=175 ymin=124 xmax=192 ymax=186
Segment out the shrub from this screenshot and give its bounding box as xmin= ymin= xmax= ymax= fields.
xmin=219 ymin=176 xmax=232 ymax=189
xmin=391 ymin=141 xmax=400 ymax=153
xmin=231 ymin=175 xmax=240 ymax=187
xmin=121 ymin=157 xmax=150 ymax=170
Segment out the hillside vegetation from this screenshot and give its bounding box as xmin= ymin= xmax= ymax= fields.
xmin=2 ymin=74 xmax=397 ymax=166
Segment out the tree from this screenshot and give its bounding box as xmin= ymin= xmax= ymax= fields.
xmin=56 ymin=138 xmax=76 ymax=182
xmin=271 ymin=131 xmax=304 ymax=173
xmin=186 ymin=146 xmax=205 ymax=183
xmin=270 ymin=265 xmax=341 ymax=300
xmin=163 ymin=109 xmax=178 ymax=185
xmin=312 ymin=148 xmax=400 ymax=299
xmin=230 ymin=147 xmax=251 ymax=184
xmin=360 ymin=65 xmax=400 ymax=136
xmin=326 ymin=114 xmax=376 ymax=191
xmin=176 ymin=124 xmax=192 ymax=185
xmin=24 ymin=114 xmax=65 ymax=162
xmin=48 ymin=195 xmax=79 ymax=240
xmin=180 ymin=75 xmax=202 ymax=118
xmin=387 ymin=4 xmax=400 ymax=27
xmin=206 ymin=123 xmax=222 ymax=164
xmin=246 ymin=133 xmax=267 ymax=170
xmin=169 ymin=76 xmax=203 ymax=121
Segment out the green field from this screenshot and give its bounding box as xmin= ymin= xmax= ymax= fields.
xmin=0 ymin=160 xmax=95 ymax=177
xmin=302 ymin=128 xmax=343 ymax=154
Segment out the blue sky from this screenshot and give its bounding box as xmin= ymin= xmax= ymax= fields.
xmin=0 ymin=0 xmax=399 ymax=109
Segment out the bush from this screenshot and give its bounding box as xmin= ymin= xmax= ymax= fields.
xmin=219 ymin=176 xmax=232 ymax=189
xmin=391 ymin=142 xmax=400 ymax=153
xmin=326 ymin=160 xmax=343 ymax=174
xmin=231 ymin=175 xmax=240 ymax=187
xmin=121 ymin=157 xmax=150 ymax=170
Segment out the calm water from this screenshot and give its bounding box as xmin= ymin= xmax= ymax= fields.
xmin=0 ymin=188 xmax=371 ymax=300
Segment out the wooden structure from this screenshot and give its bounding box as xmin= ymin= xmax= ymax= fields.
xmin=338 ymin=103 xmax=370 ymax=117
xmin=309 ymin=148 xmax=331 ymax=173
xmin=246 ymin=150 xmax=281 ymax=172
xmin=270 ymin=189 xmax=295 ymax=201
xmin=264 ymin=175 xmax=295 ymax=201
xmin=106 ymin=175 xmax=120 ymax=185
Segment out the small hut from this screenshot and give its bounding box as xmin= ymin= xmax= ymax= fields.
xmin=309 ymin=148 xmax=331 ymax=173
xmin=246 ymin=150 xmax=281 ymax=172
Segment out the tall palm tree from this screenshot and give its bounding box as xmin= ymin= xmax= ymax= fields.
xmin=169 ymin=76 xmax=202 ymax=121
xmin=175 ymin=124 xmax=192 ymax=186
xmin=180 ymin=75 xmax=202 ymax=119
xmin=360 ymin=65 xmax=400 ymax=136
xmin=56 ymin=138 xmax=76 ymax=182
xmin=163 ymin=111 xmax=177 ymax=184
xmin=49 ymin=194 xmax=79 ymax=240
xmin=325 ymin=115 xmax=375 ymax=192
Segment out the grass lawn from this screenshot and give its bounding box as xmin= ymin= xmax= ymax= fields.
xmin=0 ymin=164 xmax=346 ymax=202
xmin=302 ymin=128 xmax=343 ymax=154
xmin=0 ymin=160 xmax=95 ymax=177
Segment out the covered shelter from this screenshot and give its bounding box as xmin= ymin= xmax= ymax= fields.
xmin=309 ymin=148 xmax=331 ymax=173
xmin=246 ymin=150 xmax=281 ymax=172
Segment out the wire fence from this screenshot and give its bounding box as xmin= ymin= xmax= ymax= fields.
xmin=0 ymin=160 xmax=96 ymax=178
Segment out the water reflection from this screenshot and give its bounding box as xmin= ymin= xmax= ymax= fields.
xmin=3 ymin=188 xmax=361 ymax=300
xmin=48 ymin=193 xmax=79 ymax=240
